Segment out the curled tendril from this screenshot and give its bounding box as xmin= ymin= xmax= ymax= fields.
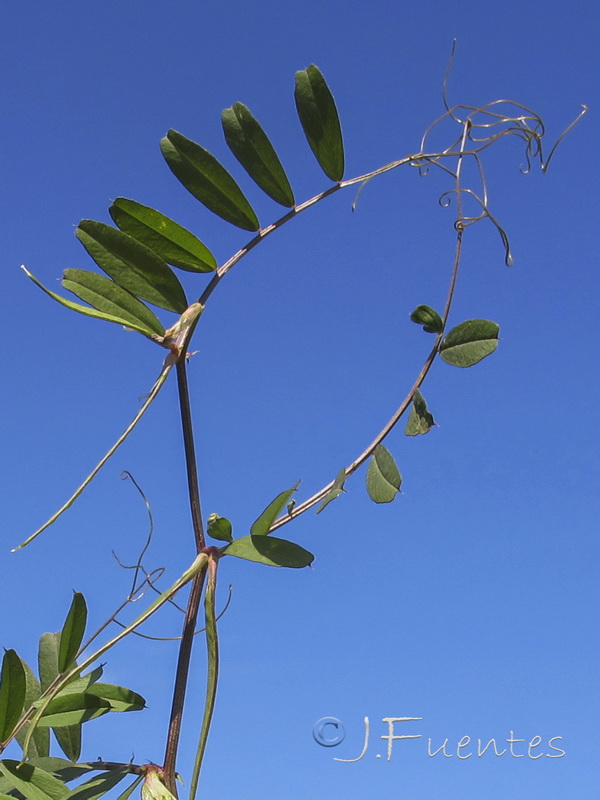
xmin=118 ymin=471 xmax=154 ymax=599
xmin=403 ymin=76 xmax=576 ymax=267
xmin=112 ymin=585 xmax=234 ymax=642
xmin=351 ymin=175 xmax=376 ymax=211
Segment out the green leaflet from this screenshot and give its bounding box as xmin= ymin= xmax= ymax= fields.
xmin=23 ymin=267 xmax=159 ymax=341
xmin=52 ymin=667 xmax=103 ymax=698
xmin=222 ymin=103 xmax=295 ymax=207
xmin=76 ymin=221 xmax=187 ymax=313
xmin=410 ymin=305 xmax=444 ymax=334
xmin=110 ymin=198 xmax=217 ymax=273
xmin=224 ymin=536 xmax=314 ymax=568
xmin=62 ymin=270 xmax=164 ymax=337
xmin=37 ymin=695 xmax=111 ymax=728
xmin=161 ymin=130 xmax=260 ymax=231
xmin=0 ymin=650 xmax=26 ymax=743
xmin=206 ymin=514 xmax=233 ymax=543
xmin=250 ymin=482 xmax=300 ymax=535
xmin=16 ymin=660 xmax=50 ymax=759
xmin=51 ymin=726 xmax=80 ymax=765
xmin=37 ymin=633 xmax=81 ymax=762
xmin=404 ymin=390 xmax=436 ymax=436
xmin=21 ymin=760 xmax=92 ymax=785
xmin=84 ymin=684 xmax=146 ymax=713
xmin=316 ymin=467 xmax=347 ymax=514
xmin=294 ymin=65 xmax=344 ymax=182
xmin=58 ymin=594 xmax=87 ymax=674
xmin=440 ymin=319 xmax=500 ymax=367
xmin=366 ymin=445 xmax=402 ymax=503
xmin=64 ymin=768 xmax=129 ymax=800
xmin=0 ymin=762 xmax=69 ymax=800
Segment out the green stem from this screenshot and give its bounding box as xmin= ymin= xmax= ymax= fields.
xmin=162 ymin=571 xmax=206 ymax=794
xmin=188 ymin=555 xmax=219 ymax=800
xmin=14 ymin=364 xmax=173 ymax=551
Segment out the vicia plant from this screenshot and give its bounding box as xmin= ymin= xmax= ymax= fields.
xmin=0 ymin=59 xmax=585 ymax=800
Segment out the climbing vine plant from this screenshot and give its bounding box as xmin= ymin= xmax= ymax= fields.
xmin=0 ymin=59 xmax=585 ymax=800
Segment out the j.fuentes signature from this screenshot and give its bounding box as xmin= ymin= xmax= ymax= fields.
xmin=313 ymin=717 xmax=565 ymax=762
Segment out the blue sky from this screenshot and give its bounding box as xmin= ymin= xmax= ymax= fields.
xmin=1 ymin=1 xmax=599 ymax=798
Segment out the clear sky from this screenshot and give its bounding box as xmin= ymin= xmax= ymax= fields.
xmin=1 ymin=1 xmax=599 ymax=799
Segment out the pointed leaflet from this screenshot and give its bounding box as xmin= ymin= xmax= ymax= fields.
xmin=366 ymin=445 xmax=402 ymax=503
xmin=0 ymin=762 xmax=68 ymax=800
xmin=404 ymin=390 xmax=436 ymax=436
xmin=37 ymin=633 xmax=81 ymax=762
xmin=440 ymin=319 xmax=500 ymax=367
xmin=51 ymin=725 xmax=80 ymax=764
xmin=316 ymin=467 xmax=347 ymax=514
xmin=250 ymin=482 xmax=300 ymax=536
xmin=23 ymin=267 xmax=159 ymax=340
xmin=65 ymin=769 xmax=129 ymax=800
xmin=58 ymin=593 xmax=87 ymax=673
xmin=76 ymin=221 xmax=187 ymax=313
xmin=16 ymin=660 xmax=50 ymax=759
xmin=206 ymin=513 xmax=233 ymax=543
xmin=0 ymin=650 xmax=26 ymax=743
xmin=224 ymin=536 xmax=314 ymax=568
xmin=161 ymin=130 xmax=260 ymax=231
xmin=410 ymin=305 xmax=444 ymax=334
xmin=294 ymin=65 xmax=344 ymax=182
xmin=37 ymin=695 xmax=111 ymax=728
xmin=221 ymin=103 xmax=295 ymax=207
xmin=15 ymin=759 xmax=92 ymax=784
xmin=84 ymin=683 xmax=146 ymax=712
xmin=62 ymin=270 xmax=164 ymax=337
xmin=109 ymin=199 xmax=217 ymax=273
xmin=52 ymin=666 xmax=103 ymax=698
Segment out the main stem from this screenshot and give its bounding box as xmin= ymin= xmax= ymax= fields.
xmin=163 ymin=359 xmax=207 ymax=793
